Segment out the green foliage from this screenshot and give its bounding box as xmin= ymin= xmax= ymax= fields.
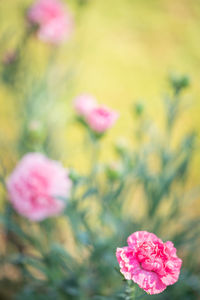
xmin=0 ymin=2 xmax=199 ymax=300
xmin=0 ymin=73 xmax=199 ymax=299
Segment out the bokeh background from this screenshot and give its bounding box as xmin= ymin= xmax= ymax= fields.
xmin=1 ymin=0 xmax=200 ymax=204
xmin=1 ymin=0 xmax=200 ymax=156
xmin=0 ymin=1 xmax=200 ymax=299
xmin=0 ymin=0 xmax=199 ymax=208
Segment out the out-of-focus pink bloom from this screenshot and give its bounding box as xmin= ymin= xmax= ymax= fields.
xmin=27 ymin=0 xmax=73 ymax=44
xmin=74 ymin=94 xmax=97 ymax=117
xmin=116 ymin=231 xmax=182 ymax=295
xmin=86 ymin=106 xmax=118 ymax=133
xmin=6 ymin=153 xmax=72 ymax=221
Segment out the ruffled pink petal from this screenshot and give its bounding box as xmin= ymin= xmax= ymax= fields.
xmin=161 ymin=257 xmax=182 ymax=285
xmin=127 ymin=231 xmax=161 ymax=248
xmin=133 ymin=269 xmax=166 ymax=294
xmin=116 ymin=247 xmax=141 ymax=280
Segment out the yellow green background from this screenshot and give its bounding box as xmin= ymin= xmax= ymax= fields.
xmin=1 ymin=0 xmax=200 ymax=182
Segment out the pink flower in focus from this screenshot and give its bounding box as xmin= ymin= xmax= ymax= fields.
xmin=6 ymin=153 xmax=72 ymax=221
xmin=86 ymin=106 xmax=118 ymax=133
xmin=28 ymin=0 xmax=73 ymax=44
xmin=74 ymin=94 xmax=97 ymax=117
xmin=116 ymin=231 xmax=182 ymax=295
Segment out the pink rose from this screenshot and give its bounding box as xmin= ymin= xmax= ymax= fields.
xmin=74 ymin=94 xmax=97 ymax=117
xmin=116 ymin=231 xmax=182 ymax=295
xmin=27 ymin=0 xmax=73 ymax=44
xmin=86 ymin=106 xmax=118 ymax=133
xmin=6 ymin=153 xmax=72 ymax=221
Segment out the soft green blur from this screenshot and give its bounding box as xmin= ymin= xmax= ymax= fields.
xmin=0 ymin=0 xmax=200 ymax=179
xmin=74 ymin=0 xmax=200 ymax=195
xmin=0 ymin=2 xmax=199 ymax=298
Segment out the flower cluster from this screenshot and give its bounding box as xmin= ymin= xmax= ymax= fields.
xmin=28 ymin=0 xmax=73 ymax=44
xmin=74 ymin=94 xmax=118 ymax=133
xmin=116 ymin=231 xmax=182 ymax=294
xmin=3 ymin=2 xmax=184 ymax=297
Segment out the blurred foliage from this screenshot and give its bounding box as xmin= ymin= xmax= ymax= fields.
xmin=1 ymin=0 xmax=200 ymax=171
xmin=0 ymin=65 xmax=200 ymax=298
xmin=0 ymin=0 xmax=200 ymax=299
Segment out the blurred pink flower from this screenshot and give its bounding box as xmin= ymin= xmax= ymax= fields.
xmin=28 ymin=0 xmax=73 ymax=44
xmin=74 ymin=94 xmax=97 ymax=117
xmin=116 ymin=231 xmax=182 ymax=295
xmin=86 ymin=106 xmax=118 ymax=133
xmin=7 ymin=153 xmax=72 ymax=221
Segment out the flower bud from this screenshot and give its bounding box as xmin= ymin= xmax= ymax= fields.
xmin=68 ymin=168 xmax=81 ymax=184
xmin=27 ymin=120 xmax=46 ymax=144
xmin=106 ymin=162 xmax=123 ymax=181
xmin=169 ymin=73 xmax=190 ymax=94
xmin=134 ymin=101 xmax=144 ymax=116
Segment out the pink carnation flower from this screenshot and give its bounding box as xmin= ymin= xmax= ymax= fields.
xmin=27 ymin=0 xmax=73 ymax=44
xmin=116 ymin=231 xmax=182 ymax=295
xmin=86 ymin=106 xmax=118 ymax=133
xmin=6 ymin=153 xmax=72 ymax=221
xmin=74 ymin=94 xmax=97 ymax=117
